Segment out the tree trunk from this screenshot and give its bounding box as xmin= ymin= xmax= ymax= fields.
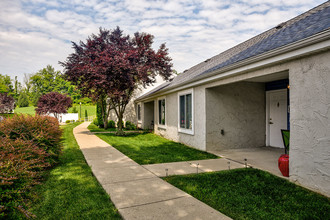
xmin=116 ymin=113 xmax=125 ymax=136
xmin=103 ymin=118 xmax=108 ymax=129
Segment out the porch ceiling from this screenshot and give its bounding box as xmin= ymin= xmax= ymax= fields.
xmin=245 ymin=71 xmax=288 ymax=83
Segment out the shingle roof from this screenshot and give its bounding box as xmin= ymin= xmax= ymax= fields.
xmin=137 ymin=1 xmax=330 ymax=101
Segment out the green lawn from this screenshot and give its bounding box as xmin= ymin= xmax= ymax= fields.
xmin=164 ymin=169 xmax=330 ymax=220
xmin=29 ymin=122 xmax=121 ymax=219
xmin=14 ymin=106 xmax=36 ymax=115
xmin=14 ymin=105 xmax=96 ymax=117
xmin=68 ymin=105 xmax=96 ymax=117
xmin=94 ymin=132 xmax=218 ymax=164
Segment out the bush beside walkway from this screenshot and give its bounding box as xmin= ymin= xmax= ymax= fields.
xmin=0 ymin=115 xmax=62 ymax=218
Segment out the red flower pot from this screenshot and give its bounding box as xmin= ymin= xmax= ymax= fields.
xmin=278 ymin=154 xmax=289 ymax=177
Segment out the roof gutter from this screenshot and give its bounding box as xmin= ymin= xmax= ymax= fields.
xmin=136 ymin=29 xmax=330 ymax=103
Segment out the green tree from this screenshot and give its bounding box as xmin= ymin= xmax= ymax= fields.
xmin=0 ymin=74 xmax=14 ymax=94
xmin=72 ymin=106 xmax=78 ymax=113
xmin=30 ymin=65 xmax=90 ymax=106
xmin=17 ymin=92 xmax=29 ymax=107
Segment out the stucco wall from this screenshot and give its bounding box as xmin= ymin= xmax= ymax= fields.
xmin=205 ymin=82 xmax=266 ymax=151
xmin=154 ymin=87 xmax=206 ymax=151
xmin=289 ymin=51 xmax=330 ymax=197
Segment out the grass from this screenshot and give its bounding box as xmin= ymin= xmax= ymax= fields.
xmin=14 ymin=105 xmax=96 ymax=117
xmin=164 ymin=168 xmax=330 ymax=220
xmin=94 ymin=132 xmax=218 ymax=165
xmin=14 ymin=106 xmax=36 ymax=115
xmin=0 ymin=113 xmax=14 ymax=118
xmin=28 ymin=122 xmax=122 ymax=219
xmin=68 ymin=105 xmax=96 ymax=117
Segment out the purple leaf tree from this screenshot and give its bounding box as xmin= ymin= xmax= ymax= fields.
xmin=60 ymin=27 xmax=173 ymax=133
xmin=0 ymin=93 xmax=15 ymax=113
xmin=36 ymin=92 xmax=72 ymax=120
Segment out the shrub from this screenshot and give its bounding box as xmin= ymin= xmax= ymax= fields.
xmin=72 ymin=106 xmax=78 ymax=113
xmin=108 ymin=120 xmax=115 ymax=128
xmin=66 ymin=120 xmax=71 ymax=124
xmin=0 ymin=114 xmax=63 ymax=165
xmin=31 ymin=93 xmax=40 ymax=107
xmin=0 ymin=137 xmax=51 ymax=218
xmin=96 ymin=102 xmax=104 ymax=128
xmin=125 ymin=121 xmax=137 ymax=130
xmin=17 ymin=92 xmax=29 ymax=107
xmin=93 ymin=118 xmax=99 ymax=126
xmin=85 ymin=109 xmax=88 ymax=118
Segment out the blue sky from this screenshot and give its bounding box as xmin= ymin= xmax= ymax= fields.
xmin=0 ymin=0 xmax=326 ymax=83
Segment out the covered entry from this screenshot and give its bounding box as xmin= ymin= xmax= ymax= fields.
xmin=142 ymin=101 xmax=155 ymax=130
xmin=205 ymin=73 xmax=290 ymax=176
xmin=205 ymin=76 xmax=290 ymax=151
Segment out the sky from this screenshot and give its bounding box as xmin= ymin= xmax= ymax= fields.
xmin=0 ymin=0 xmax=326 ymax=84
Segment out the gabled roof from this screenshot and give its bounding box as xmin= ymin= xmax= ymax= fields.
xmin=137 ymin=1 xmax=330 ymax=101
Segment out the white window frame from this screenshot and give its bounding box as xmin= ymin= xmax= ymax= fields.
xmin=157 ymin=97 xmax=166 ymax=129
xmin=137 ymin=103 xmax=142 ymax=123
xmin=177 ymin=88 xmax=194 ymax=135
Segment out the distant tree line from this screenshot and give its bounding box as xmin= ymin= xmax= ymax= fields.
xmin=0 ymin=65 xmax=91 ymax=112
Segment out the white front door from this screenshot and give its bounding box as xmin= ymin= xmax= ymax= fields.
xmin=268 ymin=89 xmax=287 ymax=148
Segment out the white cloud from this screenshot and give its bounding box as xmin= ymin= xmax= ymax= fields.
xmin=0 ymin=0 xmax=326 ymax=83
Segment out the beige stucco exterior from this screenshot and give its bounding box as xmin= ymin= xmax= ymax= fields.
xmin=205 ymin=82 xmax=266 ymax=151
xmin=136 ymin=49 xmax=330 ymax=197
xmin=289 ymin=51 xmax=330 ymax=197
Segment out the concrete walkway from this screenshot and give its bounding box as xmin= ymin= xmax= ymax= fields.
xmin=209 ymin=147 xmax=285 ymax=177
xmin=74 ymin=122 xmax=232 ymax=220
xmin=143 ymin=159 xmax=244 ymax=177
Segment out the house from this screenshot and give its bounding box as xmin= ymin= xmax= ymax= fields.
xmin=134 ymin=2 xmax=330 ymax=197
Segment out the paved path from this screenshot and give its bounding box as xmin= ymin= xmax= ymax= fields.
xmin=209 ymin=147 xmax=285 ymax=178
xmin=143 ymin=159 xmax=244 ymax=177
xmin=74 ymin=122 xmax=234 ymax=220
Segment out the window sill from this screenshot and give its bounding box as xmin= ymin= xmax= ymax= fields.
xmin=157 ymin=125 xmax=166 ymax=130
xmin=178 ymin=128 xmax=194 ymax=135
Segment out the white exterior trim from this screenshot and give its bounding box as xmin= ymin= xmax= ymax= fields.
xmin=265 ymin=89 xmax=287 ymax=147
xmin=177 ymin=88 xmax=194 ymax=135
xmin=137 ymin=102 xmax=142 ymax=123
xmin=157 ymin=96 xmax=167 ymax=129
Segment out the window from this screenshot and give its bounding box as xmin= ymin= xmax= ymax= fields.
xmin=158 ymin=99 xmax=165 ymax=125
xmin=178 ymin=90 xmax=193 ymax=134
xmin=137 ymin=104 xmax=141 ymax=121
